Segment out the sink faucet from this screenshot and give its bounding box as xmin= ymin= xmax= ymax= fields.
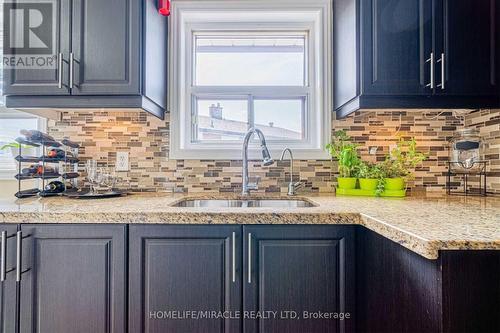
xmin=280 ymin=147 xmax=303 ymax=196
xmin=242 ymin=128 xmax=274 ymax=195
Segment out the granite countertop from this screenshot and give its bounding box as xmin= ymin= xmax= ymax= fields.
xmin=0 ymin=192 xmax=499 ymax=259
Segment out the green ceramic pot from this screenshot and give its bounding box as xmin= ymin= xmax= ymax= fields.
xmin=385 ymin=177 xmax=405 ymax=191
xmin=337 ymin=177 xmax=357 ymax=189
xmin=359 ymin=178 xmax=378 ymax=191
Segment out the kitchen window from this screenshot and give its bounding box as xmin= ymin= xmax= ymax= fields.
xmin=169 ymin=0 xmax=332 ymax=159
xmin=0 ymin=111 xmax=45 ymax=179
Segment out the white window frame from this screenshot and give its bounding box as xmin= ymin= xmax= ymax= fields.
xmin=0 ymin=110 xmax=46 ymax=179
xmin=169 ymin=0 xmax=332 ymax=160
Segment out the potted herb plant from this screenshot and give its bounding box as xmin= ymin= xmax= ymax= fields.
xmin=380 ymin=138 xmax=427 ymax=191
xmin=326 ymin=130 xmax=360 ymax=189
xmin=357 ymin=161 xmax=382 ymax=191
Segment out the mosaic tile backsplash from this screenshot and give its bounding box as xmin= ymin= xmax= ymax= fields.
xmin=47 ymin=109 xmax=500 ymax=194
xmin=465 ymin=110 xmax=500 ymax=194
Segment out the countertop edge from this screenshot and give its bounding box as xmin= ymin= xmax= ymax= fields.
xmin=3 ymin=210 xmax=497 ymax=260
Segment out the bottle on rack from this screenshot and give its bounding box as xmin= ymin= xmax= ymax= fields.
xmin=61 ymin=139 xmax=80 ymax=149
xmin=44 ymin=181 xmax=72 ymax=194
xmin=47 ymin=148 xmax=69 ymax=159
xmin=20 ymin=129 xmax=55 ymax=144
xmin=21 ymin=164 xmax=57 ymax=176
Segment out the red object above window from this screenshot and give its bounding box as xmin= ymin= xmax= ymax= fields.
xmin=159 ymin=0 xmax=170 ymax=16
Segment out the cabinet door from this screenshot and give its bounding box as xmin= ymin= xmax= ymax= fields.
xmin=18 ymin=224 xmax=126 ymax=333
xmin=435 ymin=0 xmax=499 ymax=95
xmin=243 ymin=225 xmax=355 ymax=333
xmin=129 ymin=225 xmax=242 ymax=333
xmin=0 ymin=225 xmax=18 ymax=333
xmin=362 ymin=0 xmax=433 ymax=95
xmin=70 ymin=0 xmax=140 ymax=95
xmin=2 ymin=0 xmax=70 ymax=95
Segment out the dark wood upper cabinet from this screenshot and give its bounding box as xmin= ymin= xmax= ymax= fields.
xmin=334 ymin=0 xmax=500 ymax=118
xmin=435 ymin=0 xmax=498 ymax=95
xmin=70 ymin=0 xmax=140 ymax=95
xmin=243 ymin=225 xmax=355 ymax=333
xmin=129 ymin=225 xmax=242 ymax=333
xmin=3 ymin=0 xmax=167 ymax=119
xmin=0 ymin=225 xmax=18 ymax=333
xmin=18 ymin=224 xmax=126 ymax=333
xmin=361 ymin=0 xmax=432 ymax=96
xmin=2 ymin=0 xmax=71 ymax=96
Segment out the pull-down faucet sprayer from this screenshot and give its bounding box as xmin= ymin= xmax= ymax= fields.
xmin=242 ymin=128 xmax=274 ymax=195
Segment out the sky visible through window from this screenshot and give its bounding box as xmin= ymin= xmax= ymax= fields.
xmin=254 ymin=99 xmax=302 ymax=133
xmin=195 ymin=36 xmax=305 ymax=86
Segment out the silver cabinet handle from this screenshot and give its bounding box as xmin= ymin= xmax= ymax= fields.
xmin=16 ymin=231 xmax=21 ymax=282
xmin=57 ymin=53 xmax=63 ymax=89
xmin=69 ymin=52 xmax=74 ymax=89
xmin=232 ymin=232 xmax=236 ymax=283
xmin=425 ymin=52 xmax=435 ymax=89
xmin=1 ymin=231 xmax=6 ymax=282
xmin=247 ymin=233 xmax=252 ymax=284
xmin=437 ymin=53 xmax=445 ymax=90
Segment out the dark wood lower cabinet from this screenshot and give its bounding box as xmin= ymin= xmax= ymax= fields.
xmin=129 ymin=225 xmax=242 ymax=333
xmin=0 ymin=223 xmax=496 ymax=333
xmin=356 ymin=226 xmax=500 ymax=333
xmin=243 ymin=225 xmax=355 ymax=333
xmin=129 ymin=225 xmax=355 ymax=333
xmin=356 ymin=226 xmax=442 ymax=333
xmin=18 ymin=224 xmax=127 ymax=333
xmin=0 ymin=225 xmax=18 ymax=333
xmin=441 ymin=250 xmax=500 ymax=332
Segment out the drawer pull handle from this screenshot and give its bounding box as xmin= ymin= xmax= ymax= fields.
xmin=16 ymin=231 xmax=21 ymax=282
xmin=248 ymin=233 xmax=252 ymax=284
xmin=232 ymin=232 xmax=236 ymax=283
xmin=1 ymin=231 xmax=6 ymax=282
xmin=69 ymin=53 xmax=74 ymax=89
xmin=58 ymin=53 xmax=63 ymax=89
xmin=425 ymin=52 xmax=435 ymax=89
xmin=437 ymin=53 xmax=445 ymax=90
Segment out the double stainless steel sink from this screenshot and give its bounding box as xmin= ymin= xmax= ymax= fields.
xmin=172 ymin=198 xmax=316 ymax=208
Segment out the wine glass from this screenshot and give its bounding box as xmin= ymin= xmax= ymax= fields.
xmin=94 ymin=167 xmax=106 ymax=193
xmin=85 ymin=160 xmax=98 ymax=194
xmin=102 ymin=169 xmax=117 ymax=192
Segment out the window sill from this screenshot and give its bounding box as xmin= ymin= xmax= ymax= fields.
xmin=169 ymin=147 xmax=330 ymax=160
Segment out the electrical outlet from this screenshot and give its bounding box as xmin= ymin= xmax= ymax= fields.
xmin=116 ymin=152 xmax=129 ymax=171
xmin=369 ymin=146 xmax=378 ymax=155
